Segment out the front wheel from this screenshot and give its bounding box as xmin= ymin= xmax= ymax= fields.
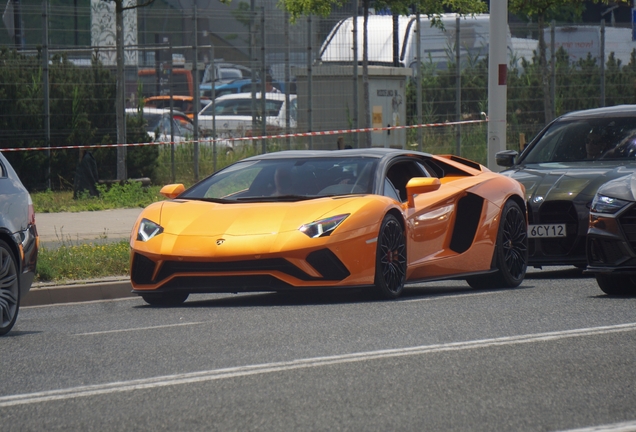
xmin=467 ymin=200 xmax=528 ymax=290
xmin=374 ymin=214 xmax=406 ymax=299
xmin=0 ymin=240 xmax=20 ymax=336
xmin=596 ymin=274 xmax=636 ymax=296
xmin=141 ymin=291 xmax=189 ymax=306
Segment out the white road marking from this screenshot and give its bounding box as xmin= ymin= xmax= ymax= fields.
xmin=555 ymin=421 xmax=636 ymax=432
xmin=399 ymin=291 xmax=500 ymax=303
xmin=75 ymin=321 xmax=209 ymax=336
xmin=2 ymin=322 xmax=636 ymax=408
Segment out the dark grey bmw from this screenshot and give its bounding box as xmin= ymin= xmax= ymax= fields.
xmin=496 ymin=105 xmax=636 ymax=268
xmin=0 ymin=152 xmax=38 ymax=335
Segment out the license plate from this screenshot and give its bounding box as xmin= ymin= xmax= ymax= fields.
xmin=528 ymin=224 xmax=567 ymax=238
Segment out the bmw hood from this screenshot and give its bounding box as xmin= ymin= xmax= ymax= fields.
xmin=503 ymin=163 xmax=636 ymax=205
xmin=154 ymin=198 xmax=357 ymax=237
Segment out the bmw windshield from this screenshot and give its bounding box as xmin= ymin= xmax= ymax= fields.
xmin=521 ymin=117 xmax=636 ymax=164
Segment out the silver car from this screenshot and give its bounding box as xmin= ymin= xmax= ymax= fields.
xmin=0 ymin=152 xmax=39 ymax=335
xmin=197 ymin=92 xmax=297 ymax=150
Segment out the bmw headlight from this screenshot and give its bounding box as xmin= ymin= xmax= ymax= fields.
xmin=299 ymin=214 xmax=349 ymax=238
xmin=137 ymin=218 xmax=164 ymax=241
xmin=590 ymin=195 xmax=630 ymax=214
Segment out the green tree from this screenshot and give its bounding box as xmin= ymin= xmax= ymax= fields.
xmin=508 ymin=0 xmax=629 ymax=124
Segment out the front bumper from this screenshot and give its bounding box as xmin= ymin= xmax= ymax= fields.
xmin=15 ymin=223 xmax=38 ymax=299
xmin=527 ymin=199 xmax=588 ymax=267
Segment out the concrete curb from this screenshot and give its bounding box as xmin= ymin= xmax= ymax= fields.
xmin=23 ymin=278 xmax=135 ymax=307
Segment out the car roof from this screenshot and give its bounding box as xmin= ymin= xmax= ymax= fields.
xmin=559 ymin=104 xmax=636 ymax=120
xmin=126 ymin=107 xmax=189 ymax=117
xmin=145 ymin=95 xmax=211 ymax=102
xmin=215 ymin=92 xmax=295 ymax=102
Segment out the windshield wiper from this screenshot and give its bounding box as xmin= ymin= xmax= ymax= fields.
xmin=236 ymin=195 xmax=315 ymax=202
xmin=184 ymin=197 xmax=235 ymax=204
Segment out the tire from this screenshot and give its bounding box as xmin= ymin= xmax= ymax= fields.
xmin=0 ymin=240 xmax=20 ymax=336
xmin=374 ymin=214 xmax=406 ymax=299
xmin=141 ymin=291 xmax=189 ymax=306
xmin=596 ymin=274 xmax=636 ymax=296
xmin=467 ymin=200 xmax=528 ymax=290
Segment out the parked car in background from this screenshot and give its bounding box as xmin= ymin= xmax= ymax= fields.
xmin=586 ymin=167 xmax=636 ymax=295
xmin=126 ymin=108 xmax=195 ymax=143
xmin=200 ymin=63 xmax=254 ymax=97
xmin=0 ymin=152 xmax=38 ymax=335
xmin=497 ymin=105 xmax=636 ymax=269
xmin=201 ymin=78 xmax=287 ymax=99
xmin=197 ymin=92 xmax=297 ymax=151
xmin=138 ymin=68 xmax=194 ymax=98
xmin=129 ymin=149 xmax=527 ymax=306
xmin=144 ymin=95 xmax=211 ymax=117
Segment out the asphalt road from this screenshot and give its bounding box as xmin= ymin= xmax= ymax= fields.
xmin=3 ymin=269 xmax=636 ymax=431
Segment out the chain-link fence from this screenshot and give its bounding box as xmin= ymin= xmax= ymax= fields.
xmin=1 ymin=1 xmax=635 ymax=191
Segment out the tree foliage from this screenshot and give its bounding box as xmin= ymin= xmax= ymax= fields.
xmin=0 ymin=49 xmax=158 ymax=191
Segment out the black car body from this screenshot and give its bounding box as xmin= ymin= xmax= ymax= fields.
xmin=587 ymin=170 xmax=636 ymax=295
xmin=0 ymin=152 xmax=38 ymax=335
xmin=497 ymin=105 xmax=636 ymax=268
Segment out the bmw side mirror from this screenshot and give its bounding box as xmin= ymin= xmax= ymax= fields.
xmin=496 ymin=150 xmax=518 ymax=167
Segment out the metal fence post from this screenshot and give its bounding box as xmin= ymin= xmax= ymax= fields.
xmin=353 ymin=1 xmax=359 ymax=148
xmin=42 ymin=0 xmax=51 ymax=190
xmin=551 ymin=20 xmax=556 ymax=117
xmin=307 ymin=15 xmax=313 ymax=150
xmin=285 ymin=11 xmax=291 ymax=150
xmin=193 ymin=2 xmax=199 ymax=181
xmin=261 ymin=6 xmax=266 ymax=154
xmin=600 ymin=19 xmax=605 ymax=107
xmin=416 ymin=12 xmax=422 ymax=151
xmin=455 ymin=16 xmax=461 ymax=156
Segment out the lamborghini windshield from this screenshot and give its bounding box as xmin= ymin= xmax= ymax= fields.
xmin=521 ymin=117 xmax=636 ymax=164
xmin=181 ymin=157 xmax=378 ymax=201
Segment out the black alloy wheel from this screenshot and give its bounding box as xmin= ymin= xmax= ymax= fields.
xmin=468 ymin=200 xmax=528 ymax=289
xmin=374 ymin=214 xmax=407 ymax=299
xmin=0 ymin=240 xmax=20 ymax=336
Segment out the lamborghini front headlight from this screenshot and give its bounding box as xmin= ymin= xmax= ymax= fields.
xmin=137 ymin=218 xmax=164 ymax=241
xmin=299 ymin=214 xmax=349 ymax=238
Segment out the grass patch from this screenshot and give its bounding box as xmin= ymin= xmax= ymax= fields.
xmin=32 ymin=182 xmax=164 ymax=213
xmin=35 ymin=240 xmax=130 ymax=283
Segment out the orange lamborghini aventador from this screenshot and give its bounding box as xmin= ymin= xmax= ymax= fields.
xmin=130 ymin=149 xmax=528 ymax=305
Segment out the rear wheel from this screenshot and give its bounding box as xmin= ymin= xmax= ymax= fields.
xmin=467 ymin=200 xmax=528 ymax=289
xmin=596 ymin=274 xmax=636 ymax=296
xmin=141 ymin=292 xmax=189 ymax=306
xmin=0 ymin=240 xmax=20 ymax=336
xmin=374 ymin=214 xmax=406 ymax=299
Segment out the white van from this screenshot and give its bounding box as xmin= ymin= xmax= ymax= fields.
xmin=319 ymin=13 xmax=513 ymax=71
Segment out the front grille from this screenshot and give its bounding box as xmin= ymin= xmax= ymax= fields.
xmin=588 ymin=238 xmax=625 ymax=265
xmin=532 ymin=200 xmax=580 ymax=257
xmin=156 ymin=258 xmax=314 ymax=283
xmin=618 ymin=204 xmax=636 ymax=252
xmin=131 ymin=253 xmax=156 ymax=285
xmin=161 ymin=275 xmax=292 ymax=291
xmin=538 ymin=200 xmax=578 ymax=224
xmin=306 ymin=249 xmax=350 ymax=280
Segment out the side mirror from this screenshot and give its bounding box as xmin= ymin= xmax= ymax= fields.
xmin=160 ymin=184 xmax=185 ymax=199
xmin=496 ymin=150 xmax=518 ymax=167
xmin=406 ymin=177 xmax=441 ymax=208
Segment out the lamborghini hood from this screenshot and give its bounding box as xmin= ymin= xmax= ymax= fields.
xmin=503 ymin=163 xmax=636 ymax=204
xmin=154 ymin=197 xmax=358 ymax=237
